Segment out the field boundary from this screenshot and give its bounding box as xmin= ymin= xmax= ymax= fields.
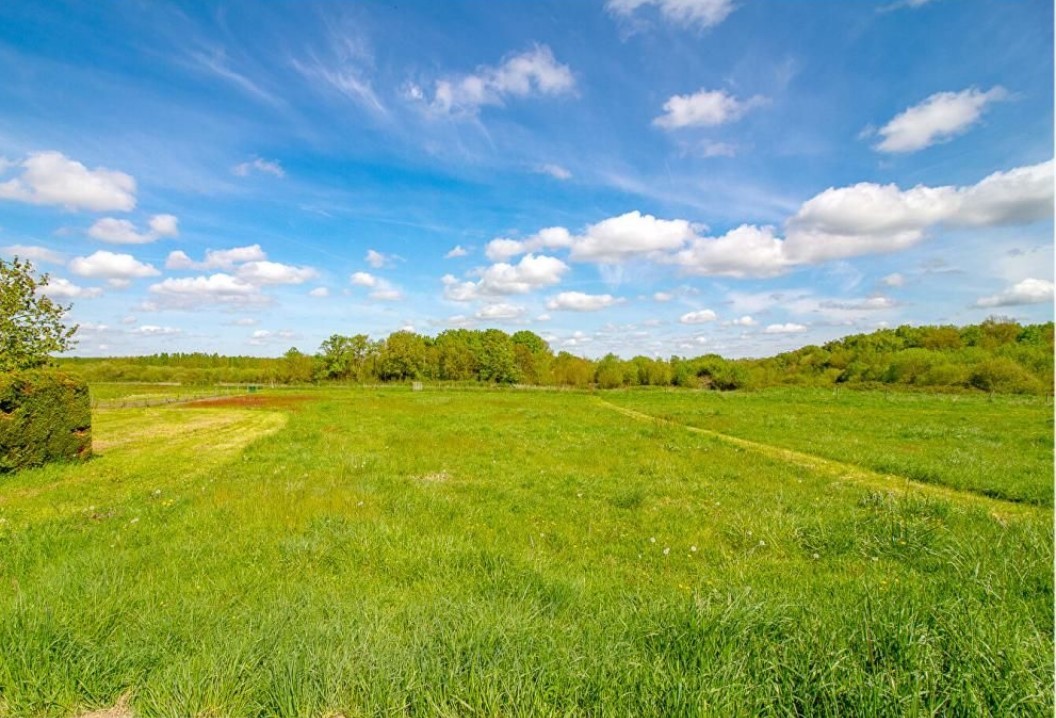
xmin=597 ymin=397 xmax=1042 ymax=518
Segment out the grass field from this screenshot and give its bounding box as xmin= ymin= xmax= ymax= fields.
xmin=0 ymin=386 xmax=1051 ymax=716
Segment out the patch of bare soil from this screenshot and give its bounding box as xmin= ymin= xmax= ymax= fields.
xmin=181 ymin=394 xmax=315 ymax=411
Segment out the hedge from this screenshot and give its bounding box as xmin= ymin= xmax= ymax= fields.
xmin=0 ymin=370 xmax=91 ymax=472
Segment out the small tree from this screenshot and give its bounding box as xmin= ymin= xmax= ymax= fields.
xmin=0 ymin=257 xmax=77 ymax=371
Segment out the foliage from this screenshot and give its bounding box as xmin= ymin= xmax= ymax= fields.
xmin=0 ymin=257 xmax=77 ymax=371
xmin=0 ymin=369 xmax=91 ymax=471
xmin=55 ymin=320 xmax=1055 ymax=395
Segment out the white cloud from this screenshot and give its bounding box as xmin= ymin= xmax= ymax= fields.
xmin=444 ymin=245 xmax=469 ymax=259
xmin=874 ymin=87 xmax=1007 ymax=153
xmin=88 ymin=214 xmax=179 ymax=244
xmin=764 ymin=323 xmax=808 ymax=334
xmin=606 ymin=0 xmax=736 ymax=29
xmin=237 ymin=260 xmax=317 ymax=285
xmin=546 ymin=291 xmax=619 ymax=312
xmin=818 ymin=297 xmax=897 ymax=311
xmin=370 ymin=287 xmax=403 ymax=301
xmin=670 ymin=224 xmax=789 ymax=277
xmin=535 ymin=164 xmax=572 ymax=180
xmin=785 ymin=159 xmax=1054 ymax=263
xmin=69 ymin=251 xmax=160 ymax=287
xmin=422 ymin=45 xmax=575 ymax=116
xmin=654 ymin=89 xmax=765 ymax=130
xmin=350 ymin=271 xmax=379 ymax=287
xmin=570 ymin=211 xmax=696 ymax=263
xmin=481 ymin=159 xmax=1053 ymax=283
xmin=148 ymin=273 xmax=267 ymax=309
xmin=0 ymin=151 xmax=136 ymax=212
xmin=680 ymin=309 xmax=717 ymax=324
xmin=444 ymin=253 xmax=569 ymax=300
xmin=476 ymin=303 xmax=527 ymax=320
xmin=134 ymin=325 xmax=181 ymax=336
xmin=350 ymin=271 xmax=402 ymax=300
xmin=37 ymin=277 xmax=103 ymax=299
xmin=881 ymin=273 xmax=905 ymax=287
xmin=653 ymin=291 xmax=674 ymax=302
xmin=309 ymin=287 xmax=330 ymax=298
xmin=1 ymin=244 xmax=63 ymax=264
xmin=976 ymin=278 xmax=1054 ymax=307
xmin=232 ymin=157 xmax=285 ymax=178
xmin=729 ymin=315 xmax=756 ymax=326
xmin=365 ymin=249 xmax=392 ymax=268
xmin=166 ymin=244 xmax=267 ymax=270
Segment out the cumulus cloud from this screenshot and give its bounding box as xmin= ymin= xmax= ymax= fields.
xmin=444 ymin=245 xmax=469 ymax=259
xmin=680 ymin=309 xmax=717 ymax=324
xmin=976 ymin=278 xmax=1054 ymax=307
xmin=166 ymin=244 xmax=267 ymax=270
xmin=309 ymin=287 xmax=330 ymax=298
xmin=69 ymin=251 xmax=160 ymax=288
xmin=232 ymin=157 xmax=285 ymax=178
xmin=476 ymin=303 xmax=527 ymax=320
xmin=38 ymin=277 xmax=103 ymax=299
xmin=444 ymin=253 xmax=569 ymax=301
xmin=1 ymin=244 xmax=63 ymax=264
xmin=350 ymin=271 xmax=403 ymax=301
xmin=133 ymin=325 xmax=181 ymax=336
xmin=653 ymin=291 xmax=674 ymax=302
xmin=416 ymin=45 xmax=575 ymax=116
xmin=881 ymin=273 xmax=905 ymax=287
xmin=546 ymin=291 xmax=619 ymax=311
xmin=654 ymin=89 xmax=766 ymax=130
xmin=365 ymin=249 xmax=394 ymax=268
xmin=478 ymin=159 xmax=1053 ymax=283
xmin=606 ymin=0 xmax=736 ymax=29
xmin=784 ymin=159 xmax=1053 ymax=263
xmin=148 ymin=273 xmax=267 ymax=309
xmin=485 ymin=227 xmax=573 ymax=261
xmin=0 ymin=151 xmax=136 ymax=211
xmin=571 ymin=211 xmax=697 ymax=263
xmin=874 ymin=87 xmax=1007 ymax=153
xmin=88 ymin=214 xmax=179 ymax=244
xmin=237 ymin=260 xmax=317 ymax=285
xmin=764 ymin=322 xmax=808 ymax=334
xmin=729 ymin=315 xmax=756 ymax=326
xmin=670 ymin=224 xmax=789 ymax=277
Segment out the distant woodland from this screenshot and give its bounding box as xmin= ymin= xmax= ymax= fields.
xmin=59 ymin=319 xmax=1054 ymax=395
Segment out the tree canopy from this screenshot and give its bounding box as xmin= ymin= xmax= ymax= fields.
xmin=0 ymin=257 xmax=77 ymax=372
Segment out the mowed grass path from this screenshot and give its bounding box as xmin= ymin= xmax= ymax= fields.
xmin=604 ymin=388 xmax=1054 ymax=506
xmin=0 ymin=388 xmax=1051 ymax=716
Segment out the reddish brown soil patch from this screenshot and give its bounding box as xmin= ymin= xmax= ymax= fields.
xmin=181 ymin=394 xmax=316 ymax=411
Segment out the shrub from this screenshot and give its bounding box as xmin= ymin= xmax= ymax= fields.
xmin=0 ymin=370 xmax=91 ymax=472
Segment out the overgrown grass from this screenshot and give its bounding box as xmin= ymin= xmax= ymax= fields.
xmin=604 ymin=387 xmax=1054 ymax=506
xmin=0 ymin=387 xmax=1051 ymax=716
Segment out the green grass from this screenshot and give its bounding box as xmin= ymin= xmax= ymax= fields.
xmin=87 ymin=382 xmax=246 ymax=408
xmin=0 ymin=387 xmax=1051 ymax=716
xmin=604 ymin=387 xmax=1054 ymax=506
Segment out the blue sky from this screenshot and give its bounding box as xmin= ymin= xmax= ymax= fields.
xmin=0 ymin=0 xmax=1052 ymax=358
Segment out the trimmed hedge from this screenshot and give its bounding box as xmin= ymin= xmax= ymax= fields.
xmin=0 ymin=370 xmax=91 ymax=472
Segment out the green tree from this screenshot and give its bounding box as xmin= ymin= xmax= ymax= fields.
xmin=479 ymin=329 xmax=519 ymax=383
xmin=378 ymin=331 xmax=427 ymax=380
xmin=0 ymin=257 xmax=77 ymax=371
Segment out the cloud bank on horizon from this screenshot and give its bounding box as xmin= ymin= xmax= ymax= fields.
xmin=0 ymin=0 xmax=1051 ymax=358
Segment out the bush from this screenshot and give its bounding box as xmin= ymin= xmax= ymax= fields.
xmin=0 ymin=370 xmax=91 ymax=472
xmin=968 ymin=358 xmax=1040 ymax=395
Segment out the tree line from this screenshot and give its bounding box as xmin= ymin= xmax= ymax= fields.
xmin=58 ymin=319 xmax=1054 ymax=395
